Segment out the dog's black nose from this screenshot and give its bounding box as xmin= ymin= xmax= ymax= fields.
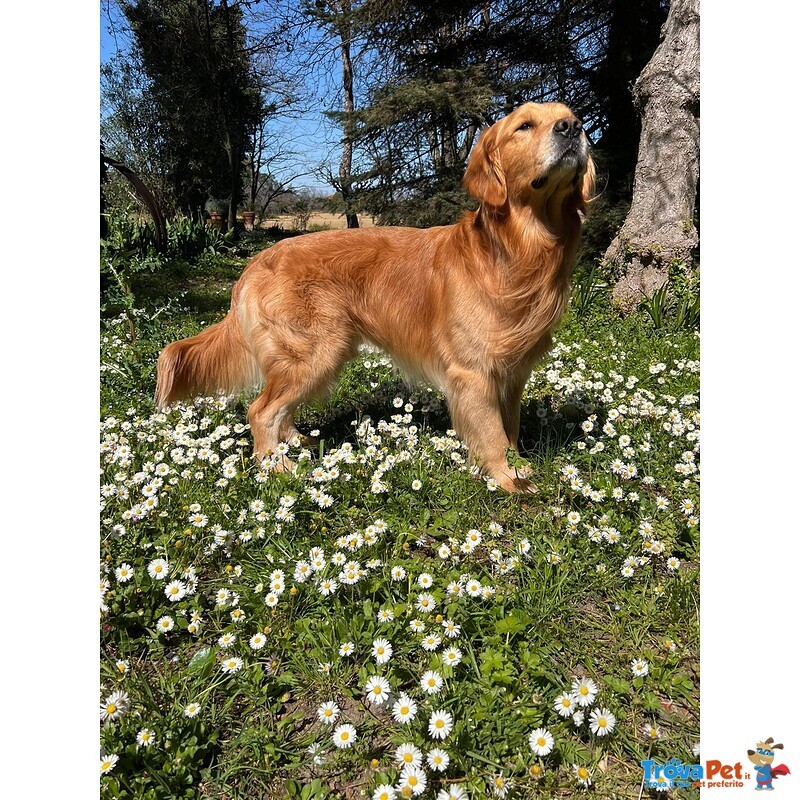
xmin=553 ymin=117 xmax=582 ymax=138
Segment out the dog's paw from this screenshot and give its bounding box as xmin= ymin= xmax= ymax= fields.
xmin=493 ymin=471 xmax=539 ymax=494
xmin=272 ymin=456 xmax=298 ymax=475
xmin=252 ymin=450 xmax=297 ymax=475
xmin=511 ymin=476 xmax=539 ymax=494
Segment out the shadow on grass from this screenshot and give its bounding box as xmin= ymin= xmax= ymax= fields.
xmin=295 ymin=379 xmax=593 ymax=467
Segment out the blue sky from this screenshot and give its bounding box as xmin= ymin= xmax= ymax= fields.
xmin=100 ymin=2 xmax=341 ymax=194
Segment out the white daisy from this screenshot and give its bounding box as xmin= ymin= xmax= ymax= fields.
xmin=528 ymin=727 xmax=554 ymax=756
xmin=442 ymin=619 xmax=461 ymax=638
xmin=318 ymin=579 xmax=338 ymax=596
xmin=415 ymin=593 xmax=436 ymax=613
xmin=317 ymin=701 xmax=340 ymax=725
xmin=156 ymin=615 xmax=175 ymax=633
xmin=428 ymin=709 xmax=454 ymax=740
xmin=642 ymin=722 xmax=662 ymax=740
xmin=394 ymin=742 xmax=423 ymax=768
xmin=631 ymin=658 xmax=649 ymax=677
xmin=391 ymin=694 xmax=418 ymax=724
xmin=465 ymin=578 xmax=482 ymax=597
xmin=427 ymin=747 xmax=450 ymax=772
xmin=554 ymin=692 xmax=577 ymax=717
xmin=115 ymin=563 xmax=134 ymax=583
xmin=397 ymin=764 xmax=427 ymax=796
xmin=184 ymin=701 xmax=201 ymax=718
xmin=372 ymin=785 xmax=397 ymax=800
xmin=364 ymin=675 xmax=391 ymax=705
xmin=436 ymin=786 xmax=468 ymax=800
xmin=147 ymin=558 xmax=169 ymax=580
xmin=372 ymin=638 xmax=393 ymax=664
xmin=100 ymin=753 xmax=119 ymax=774
xmin=100 ymin=690 xmax=129 ymax=722
xmin=574 ymin=764 xmax=592 ymax=787
xmin=589 ymin=707 xmax=616 ymax=736
xmin=491 ymin=774 xmax=512 ymax=798
xmin=136 ymin=728 xmax=156 ymax=748
xmin=571 ymin=676 xmax=599 ymax=707
xmin=420 ymin=670 xmax=444 ymax=695
xmin=339 ymin=641 xmax=355 ymax=657
xmin=221 ymin=656 xmax=243 ymax=674
xmin=332 ymin=723 xmax=357 ymax=749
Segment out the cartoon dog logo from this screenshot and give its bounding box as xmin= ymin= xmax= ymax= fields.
xmin=747 ymin=738 xmax=791 ymax=790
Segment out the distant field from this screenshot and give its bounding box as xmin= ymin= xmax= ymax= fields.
xmin=258 ymin=212 xmax=377 ymax=231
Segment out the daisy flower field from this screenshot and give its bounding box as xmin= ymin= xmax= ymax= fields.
xmin=100 ymin=239 xmax=699 ymax=798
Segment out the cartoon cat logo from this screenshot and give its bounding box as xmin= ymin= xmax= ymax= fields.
xmin=747 ymin=738 xmax=791 ymax=791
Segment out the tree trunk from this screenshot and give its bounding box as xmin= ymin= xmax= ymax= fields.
xmin=604 ymin=0 xmax=700 ymax=313
xmin=595 ymin=0 xmax=667 ymax=200
xmin=338 ymin=0 xmax=359 ymax=229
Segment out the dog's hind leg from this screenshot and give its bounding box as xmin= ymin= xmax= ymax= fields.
xmin=247 ymin=330 xmax=356 ymax=470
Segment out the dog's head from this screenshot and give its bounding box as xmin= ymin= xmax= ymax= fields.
xmin=747 ymin=738 xmax=784 ymax=766
xmin=464 ymin=102 xmax=595 ymax=214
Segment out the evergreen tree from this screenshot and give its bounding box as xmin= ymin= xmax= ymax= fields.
xmin=120 ymin=0 xmax=262 ymax=230
xmin=346 ymin=0 xmax=668 ymax=226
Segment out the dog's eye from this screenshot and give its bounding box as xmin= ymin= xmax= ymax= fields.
xmin=517 ymin=122 xmax=534 ymax=132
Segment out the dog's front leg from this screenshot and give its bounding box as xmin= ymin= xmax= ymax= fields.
xmin=500 ymin=334 xmax=553 ymax=456
xmin=445 ymin=368 xmax=538 ymax=493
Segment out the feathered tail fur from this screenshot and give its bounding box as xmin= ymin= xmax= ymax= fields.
xmin=155 ymin=311 xmax=258 ymax=408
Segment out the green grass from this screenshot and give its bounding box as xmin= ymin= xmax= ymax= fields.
xmin=100 ymin=244 xmax=699 ymax=800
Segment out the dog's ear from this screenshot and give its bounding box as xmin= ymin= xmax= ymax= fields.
xmin=577 ymin=155 xmax=596 ymax=214
xmin=773 ymin=743 xmax=784 ymax=750
xmin=464 ymin=123 xmax=508 ymax=207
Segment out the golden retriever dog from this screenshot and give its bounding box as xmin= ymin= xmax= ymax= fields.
xmin=156 ymin=102 xmax=595 ymax=492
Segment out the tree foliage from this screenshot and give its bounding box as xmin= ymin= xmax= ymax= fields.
xmin=118 ymin=0 xmax=262 ymax=228
xmin=102 ymin=0 xmax=684 ymax=251
xmin=321 ymin=0 xmax=669 ymax=225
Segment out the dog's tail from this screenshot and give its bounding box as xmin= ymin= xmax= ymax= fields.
xmin=155 ymin=310 xmax=259 ymax=408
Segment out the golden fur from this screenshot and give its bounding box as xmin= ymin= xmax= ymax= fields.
xmin=156 ymin=102 xmax=595 ymax=492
